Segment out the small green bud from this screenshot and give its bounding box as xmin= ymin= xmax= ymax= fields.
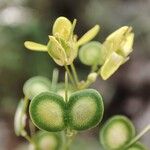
xmin=100 ymin=115 xmax=135 ymax=150
xmin=23 ymin=76 xmax=51 ymax=100
xmin=33 ymin=131 xmax=63 ymax=150
xmin=87 ymin=72 xmax=98 ymax=83
xmin=100 ymin=52 xmax=124 ymax=80
xmin=77 ymin=25 xmax=100 ymax=46
xmin=29 ymin=92 xmax=66 ymax=132
xmin=79 ymin=41 xmax=103 ymax=66
xmin=14 ymin=100 xmax=26 ymax=136
xmin=127 ymin=142 xmax=147 ymax=150
xmin=68 ymin=89 xmax=104 ymax=131
xmin=52 ymin=16 xmax=72 ymax=40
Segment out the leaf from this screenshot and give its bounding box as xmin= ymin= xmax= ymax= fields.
xmin=77 ymin=25 xmax=100 ymax=46
xmin=24 ymin=41 xmax=47 ymax=51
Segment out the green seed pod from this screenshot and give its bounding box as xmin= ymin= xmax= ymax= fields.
xmin=14 ymin=99 xmax=26 ymax=136
xmin=29 ymin=92 xmax=66 ymax=132
xmin=127 ymin=142 xmax=147 ymax=150
xmin=23 ymin=76 xmax=51 ymax=100
xmin=33 ymin=131 xmax=63 ymax=150
xmin=68 ymin=89 xmax=104 ymax=131
xmin=100 ymin=115 xmax=135 ymax=150
xmin=79 ymin=41 xmax=105 ymax=66
xmin=52 ymin=16 xmax=72 ymax=40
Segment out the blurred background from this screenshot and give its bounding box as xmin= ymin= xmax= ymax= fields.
xmin=0 ymin=0 xmax=150 ymax=149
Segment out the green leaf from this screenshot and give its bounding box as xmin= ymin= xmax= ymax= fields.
xmin=24 ymin=41 xmax=47 ymax=51
xmin=77 ymin=25 xmax=100 ymax=46
xmin=52 ymin=16 xmax=72 ymax=40
xmin=100 ymin=115 xmax=135 ymax=150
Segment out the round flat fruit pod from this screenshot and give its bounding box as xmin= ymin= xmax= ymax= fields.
xmin=33 ymin=131 xmax=63 ymax=150
xmin=29 ymin=92 xmax=66 ymax=132
xmin=79 ymin=41 xmax=104 ymax=66
xmin=100 ymin=115 xmax=135 ymax=150
xmin=23 ymin=76 xmax=51 ymax=100
xmin=14 ymin=99 xmax=26 ymax=136
xmin=68 ymin=89 xmax=104 ymax=131
xmin=127 ymin=142 xmax=147 ymax=150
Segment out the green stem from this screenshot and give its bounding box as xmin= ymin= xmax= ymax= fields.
xmin=51 ymin=68 xmax=59 ymax=91
xmin=65 ymin=72 xmax=68 ymax=102
xmin=124 ymin=124 xmax=150 ymax=149
xmin=71 ymin=63 xmax=79 ymax=85
xmin=64 ymin=65 xmax=76 ymax=88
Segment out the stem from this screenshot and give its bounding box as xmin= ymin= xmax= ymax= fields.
xmin=64 ymin=65 xmax=76 ymax=88
xmin=124 ymin=124 xmax=150 ymax=149
xmin=51 ymin=68 xmax=59 ymax=91
xmin=71 ymin=63 xmax=79 ymax=85
xmin=65 ymin=72 xmax=68 ymax=102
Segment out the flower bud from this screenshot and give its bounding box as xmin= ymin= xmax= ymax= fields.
xmin=87 ymin=72 xmax=98 ymax=83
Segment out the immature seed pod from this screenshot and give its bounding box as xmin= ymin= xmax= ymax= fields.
xmin=33 ymin=131 xmax=63 ymax=150
xmin=23 ymin=76 xmax=51 ymax=100
xmin=14 ymin=100 xmax=26 ymax=136
xmin=79 ymin=41 xmax=105 ymax=66
xmin=68 ymin=89 xmax=104 ymax=131
xmin=127 ymin=142 xmax=146 ymax=150
xmin=100 ymin=115 xmax=135 ymax=150
xmin=52 ymin=16 xmax=72 ymax=40
xmin=29 ymin=92 xmax=66 ymax=132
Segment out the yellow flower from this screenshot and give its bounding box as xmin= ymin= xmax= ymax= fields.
xmin=100 ymin=26 xmax=134 ymax=80
xmin=24 ymin=16 xmax=100 ymax=66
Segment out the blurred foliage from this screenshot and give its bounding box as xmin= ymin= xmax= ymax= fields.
xmin=0 ymin=0 xmax=150 ymax=149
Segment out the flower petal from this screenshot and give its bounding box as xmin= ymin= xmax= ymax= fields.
xmin=77 ymin=25 xmax=100 ymax=46
xmin=100 ymin=52 xmax=125 ymax=80
xmin=24 ymin=41 xmax=47 ymax=51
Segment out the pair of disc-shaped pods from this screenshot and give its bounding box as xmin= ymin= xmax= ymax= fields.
xmin=30 ymin=89 xmax=104 ymax=132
